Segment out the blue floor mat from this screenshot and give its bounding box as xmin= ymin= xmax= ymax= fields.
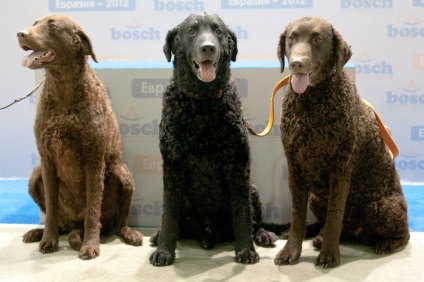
xmin=403 ymin=185 xmax=424 ymax=232
xmin=0 ymin=180 xmax=39 ymax=224
xmin=0 ymin=180 xmax=422 ymax=231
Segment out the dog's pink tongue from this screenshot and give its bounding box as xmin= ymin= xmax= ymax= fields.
xmin=291 ymin=73 xmax=310 ymax=94
xmin=21 ymin=51 xmax=54 ymax=68
xmin=198 ymin=60 xmax=216 ymax=82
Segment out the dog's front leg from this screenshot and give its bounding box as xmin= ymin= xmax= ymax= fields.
xmin=315 ymin=174 xmax=350 ymax=268
xmin=231 ymin=177 xmax=259 ymax=264
xmin=149 ymin=164 xmax=182 ymax=266
xmin=39 ymin=162 xmax=60 ymax=254
xmin=79 ymin=164 xmax=105 ymax=260
xmin=274 ymin=166 xmax=308 ymax=265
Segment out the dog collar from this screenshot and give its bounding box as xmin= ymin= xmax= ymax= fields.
xmin=182 ymin=88 xmax=223 ymax=99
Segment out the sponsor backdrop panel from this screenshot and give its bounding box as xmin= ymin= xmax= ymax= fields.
xmin=2 ymin=1 xmax=423 ymax=227
xmin=33 ymin=62 xmax=354 ymax=226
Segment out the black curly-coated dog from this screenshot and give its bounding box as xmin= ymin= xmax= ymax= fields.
xmin=149 ymin=13 xmax=279 ymax=266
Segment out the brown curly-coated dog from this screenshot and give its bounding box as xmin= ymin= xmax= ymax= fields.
xmin=17 ymin=14 xmax=142 ymax=260
xmin=274 ymin=17 xmax=409 ymax=268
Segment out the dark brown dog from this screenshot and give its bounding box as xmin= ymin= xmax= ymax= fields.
xmin=275 ymin=17 xmax=409 ymax=268
xmin=18 ymin=14 xmax=142 ymax=259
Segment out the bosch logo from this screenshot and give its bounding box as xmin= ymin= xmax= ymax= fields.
xmin=130 ymin=200 xmax=163 ymax=217
xmin=341 ymin=0 xmax=393 ymax=9
xmin=111 ymin=19 xmax=160 ymax=41
xmin=354 ymin=54 xmax=393 ymax=75
xmin=119 ymin=119 xmax=160 ymax=136
xmin=387 ymin=17 xmax=424 ymax=38
xmin=387 ymin=84 xmax=424 ymax=105
xmin=153 ymin=0 xmax=204 ymax=11
xmin=221 ymin=0 xmax=313 ymax=9
xmin=395 ymin=158 xmax=424 ymax=170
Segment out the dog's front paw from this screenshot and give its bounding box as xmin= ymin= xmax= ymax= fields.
xmin=315 ymin=249 xmax=340 ymax=268
xmin=149 ymin=249 xmax=175 ymax=266
xmin=23 ymin=228 xmax=44 ymax=243
xmin=235 ymin=248 xmax=260 ymax=264
xmin=274 ymin=244 xmax=301 ymax=265
xmin=254 ymin=228 xmax=278 ymax=247
xmin=39 ymin=238 xmax=59 ymax=254
xmin=78 ymin=244 xmax=100 ymax=260
xmin=122 ymin=229 xmax=143 ymax=246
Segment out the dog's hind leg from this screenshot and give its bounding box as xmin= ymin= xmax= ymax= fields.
xmin=365 ymin=193 xmax=410 ymax=254
xmin=249 ymin=182 xmax=278 ymax=246
xmin=149 ymin=231 xmax=160 ymax=245
xmin=23 ymin=166 xmax=46 ymax=243
xmin=68 ymin=229 xmax=84 ymax=251
xmin=109 ymin=164 xmax=143 ymax=246
xmin=308 ymin=192 xmax=327 ymax=249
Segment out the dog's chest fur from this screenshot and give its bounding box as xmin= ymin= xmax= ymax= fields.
xmin=35 ymin=76 xmax=108 ymax=187
xmin=160 ymin=79 xmax=250 ymax=197
xmin=280 ymin=72 xmax=359 ymax=177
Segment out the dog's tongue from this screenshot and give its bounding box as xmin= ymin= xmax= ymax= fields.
xmin=198 ymin=60 xmax=216 ymax=82
xmin=21 ymin=51 xmax=53 ymax=68
xmin=291 ymin=73 xmax=310 ymax=94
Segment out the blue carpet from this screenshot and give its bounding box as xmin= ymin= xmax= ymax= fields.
xmin=0 ymin=180 xmax=422 ymax=231
xmin=403 ymin=185 xmax=424 ymax=232
xmin=0 ymin=180 xmax=39 ymax=224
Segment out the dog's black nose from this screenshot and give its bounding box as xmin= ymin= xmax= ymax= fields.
xmin=290 ymin=59 xmax=305 ymax=72
xmin=201 ymin=43 xmax=216 ymax=54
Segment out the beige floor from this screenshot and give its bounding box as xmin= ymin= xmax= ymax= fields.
xmin=0 ymin=224 xmax=422 ymax=282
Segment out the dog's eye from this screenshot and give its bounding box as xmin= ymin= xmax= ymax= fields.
xmin=49 ymin=23 xmax=57 ymax=28
xmin=314 ymin=36 xmax=322 ymax=44
xmin=288 ymin=35 xmax=294 ymax=42
xmin=187 ymin=28 xmax=196 ymax=36
xmin=215 ymin=29 xmax=222 ymax=36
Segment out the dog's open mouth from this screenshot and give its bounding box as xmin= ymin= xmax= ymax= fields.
xmin=193 ymin=60 xmax=216 ymax=83
xmin=21 ymin=49 xmax=55 ymax=69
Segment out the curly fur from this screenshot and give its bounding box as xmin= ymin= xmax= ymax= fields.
xmin=17 ymin=14 xmax=142 ymax=260
xmin=149 ymin=13 xmax=278 ymax=267
xmin=273 ymin=17 xmax=410 ymax=268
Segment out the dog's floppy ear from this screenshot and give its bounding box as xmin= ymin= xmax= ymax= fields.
xmin=76 ymin=30 xmax=97 ymax=63
xmin=228 ymin=29 xmax=238 ymax=62
xmin=277 ymin=31 xmax=286 ymax=73
xmin=332 ymin=26 xmax=352 ymax=72
xmin=163 ymin=27 xmax=178 ymax=62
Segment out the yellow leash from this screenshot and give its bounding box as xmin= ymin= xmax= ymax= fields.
xmin=361 ymin=99 xmax=399 ymax=159
xmin=246 ymin=75 xmax=399 ymax=159
xmin=246 ymin=75 xmax=290 ymax=137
